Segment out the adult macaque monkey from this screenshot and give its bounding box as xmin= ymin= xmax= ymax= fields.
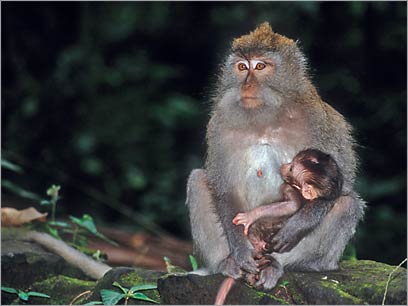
xmin=186 ymin=22 xmax=365 ymax=290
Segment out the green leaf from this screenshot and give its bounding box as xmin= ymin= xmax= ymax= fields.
xmin=40 ymin=200 xmax=51 ymax=206
xmin=27 ymin=291 xmax=50 ymax=298
xmin=279 ymin=280 xmax=289 ymax=287
xmin=45 ymin=224 xmax=61 ymax=239
xmin=129 ymin=284 xmax=157 ymax=292
xmin=189 ymin=254 xmax=198 ymax=271
xmin=112 ymin=281 xmax=128 ymax=294
xmin=69 ymin=214 xmax=118 ymax=246
xmin=1 ymin=180 xmax=41 ymax=201
xmin=70 ymin=214 xmax=98 ymax=234
xmin=1 ymin=286 xmax=18 ymax=294
xmin=46 ymin=185 xmax=61 ymax=197
xmin=1 ymin=159 xmax=23 ymax=173
xmin=132 ymin=292 xmax=159 ymax=304
xmin=48 ymin=221 xmax=71 ymax=228
xmin=18 ymin=290 xmax=29 ymax=301
xmin=100 ymin=289 xmax=124 ymax=305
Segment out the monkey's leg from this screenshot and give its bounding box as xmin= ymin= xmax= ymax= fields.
xmin=186 ymin=169 xmax=230 ymax=274
xmin=274 ymin=194 xmax=365 ymax=272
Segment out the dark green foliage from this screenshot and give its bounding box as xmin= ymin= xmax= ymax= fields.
xmin=1 ymin=2 xmax=406 ymax=264
xmin=1 ymin=286 xmax=50 ymax=303
xmin=100 ymin=282 xmax=158 ymax=305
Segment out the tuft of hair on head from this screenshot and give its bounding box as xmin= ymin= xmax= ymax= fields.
xmin=231 ymin=22 xmax=295 ymax=53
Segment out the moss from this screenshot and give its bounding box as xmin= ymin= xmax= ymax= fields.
xmin=335 ymin=260 xmax=407 ymax=304
xmin=118 ymin=270 xmax=161 ymax=304
xmin=120 ymin=272 xmax=145 ymax=285
xmin=320 ymin=280 xmax=365 ymax=304
xmin=29 ymin=275 xmax=95 ymax=305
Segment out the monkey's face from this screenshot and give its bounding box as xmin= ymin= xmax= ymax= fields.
xmin=281 ymin=158 xmax=319 ymax=200
xmin=217 ymin=47 xmax=308 ymax=114
xmin=234 ymin=56 xmax=276 ymax=109
xmin=280 ymin=161 xmax=300 ymax=188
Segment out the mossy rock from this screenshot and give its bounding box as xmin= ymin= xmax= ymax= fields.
xmin=1 ymin=229 xmax=90 ymax=290
xmin=1 ymin=275 xmax=96 ymax=305
xmin=158 ymin=273 xmax=286 ymax=305
xmin=157 ymin=260 xmax=407 ymax=305
xmin=84 ymin=267 xmax=164 ymax=304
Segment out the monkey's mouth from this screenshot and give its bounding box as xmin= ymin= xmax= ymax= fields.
xmin=240 ymin=97 xmax=263 ymax=109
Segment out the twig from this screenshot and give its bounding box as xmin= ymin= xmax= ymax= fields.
xmin=69 ymin=290 xmax=92 ymax=305
xmin=381 ymin=257 xmax=407 ymax=305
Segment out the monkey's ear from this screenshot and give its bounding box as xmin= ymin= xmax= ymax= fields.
xmin=301 ymin=184 xmax=318 ymax=200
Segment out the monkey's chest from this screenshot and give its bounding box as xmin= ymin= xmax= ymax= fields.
xmin=230 ymin=144 xmax=296 ymax=210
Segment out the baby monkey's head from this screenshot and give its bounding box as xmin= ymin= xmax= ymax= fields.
xmin=281 ymin=149 xmax=343 ymax=201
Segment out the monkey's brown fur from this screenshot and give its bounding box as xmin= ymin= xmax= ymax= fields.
xmin=232 ymin=22 xmax=294 ymax=52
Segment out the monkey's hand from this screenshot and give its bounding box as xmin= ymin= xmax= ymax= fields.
xmin=232 ymin=245 xmax=259 ymax=275
xmin=269 ymin=224 xmax=306 ymax=253
xmin=254 ymin=255 xmax=283 ymax=290
xmin=232 ymin=212 xmax=254 ymax=236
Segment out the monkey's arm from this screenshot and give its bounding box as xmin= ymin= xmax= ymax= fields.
xmin=270 ymin=199 xmax=335 ymax=253
xmin=233 ymin=200 xmax=301 ymax=235
xmin=24 ymin=231 xmax=111 ymax=279
xmin=217 ymin=192 xmax=259 ymax=276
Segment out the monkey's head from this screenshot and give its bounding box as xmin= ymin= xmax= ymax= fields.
xmin=281 ymin=149 xmax=344 ymax=201
xmin=216 ymin=22 xmax=310 ymax=114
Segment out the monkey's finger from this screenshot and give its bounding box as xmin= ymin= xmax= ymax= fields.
xmin=244 ymin=225 xmax=250 ymax=235
xmin=256 ymin=258 xmax=271 ymax=269
xmin=279 ymin=242 xmax=293 ymax=253
xmin=241 ymin=258 xmax=259 ymax=274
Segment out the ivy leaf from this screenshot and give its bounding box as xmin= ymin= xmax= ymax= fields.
xmin=45 ymin=224 xmax=61 ymax=239
xmin=100 ymin=289 xmax=124 ymax=305
xmin=132 ymin=292 xmax=159 ymax=304
xmin=189 ymin=254 xmax=198 ymax=271
xmin=18 ymin=290 xmax=29 ymax=301
xmin=70 ymin=214 xmax=118 ymax=246
xmin=27 ymin=291 xmax=50 ymax=298
xmin=1 ymin=286 xmax=18 ymax=294
xmin=129 ymin=284 xmax=157 ymax=292
xmin=70 ymin=214 xmax=98 ymax=233
xmin=112 ymin=281 xmax=128 ymax=294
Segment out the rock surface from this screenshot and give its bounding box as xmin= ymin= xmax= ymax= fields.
xmin=1 ymin=229 xmax=407 ymax=305
xmin=157 ymin=260 xmax=407 ymax=305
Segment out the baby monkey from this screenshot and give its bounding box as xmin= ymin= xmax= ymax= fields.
xmin=233 ymin=148 xmax=343 ymax=253
xmin=215 ymin=149 xmax=343 ymax=305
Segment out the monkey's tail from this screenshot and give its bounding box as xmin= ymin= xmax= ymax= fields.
xmin=214 ymin=277 xmax=235 ymax=305
xmin=25 ymin=231 xmax=111 ymax=280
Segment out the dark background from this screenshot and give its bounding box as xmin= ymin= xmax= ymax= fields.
xmin=2 ymin=2 xmax=406 ymax=265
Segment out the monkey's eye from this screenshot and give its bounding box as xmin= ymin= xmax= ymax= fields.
xmin=237 ymin=62 xmax=248 ymax=71
xmin=289 ymin=165 xmax=293 ymax=172
xmin=255 ymin=62 xmax=266 ymax=70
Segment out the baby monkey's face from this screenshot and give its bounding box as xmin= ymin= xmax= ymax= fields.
xmin=280 ymin=159 xmax=303 ymax=190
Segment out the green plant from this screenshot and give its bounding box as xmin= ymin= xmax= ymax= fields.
xmin=40 ymin=184 xmax=61 ymax=223
xmin=189 ymin=254 xmax=198 ymax=271
xmin=1 ymin=286 xmax=50 ymax=303
xmin=38 ymin=184 xmax=117 ymax=249
xmin=100 ymin=281 xmax=159 ymax=305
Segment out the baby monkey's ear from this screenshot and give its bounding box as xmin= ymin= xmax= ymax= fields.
xmin=301 ymin=183 xmax=318 ymax=200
